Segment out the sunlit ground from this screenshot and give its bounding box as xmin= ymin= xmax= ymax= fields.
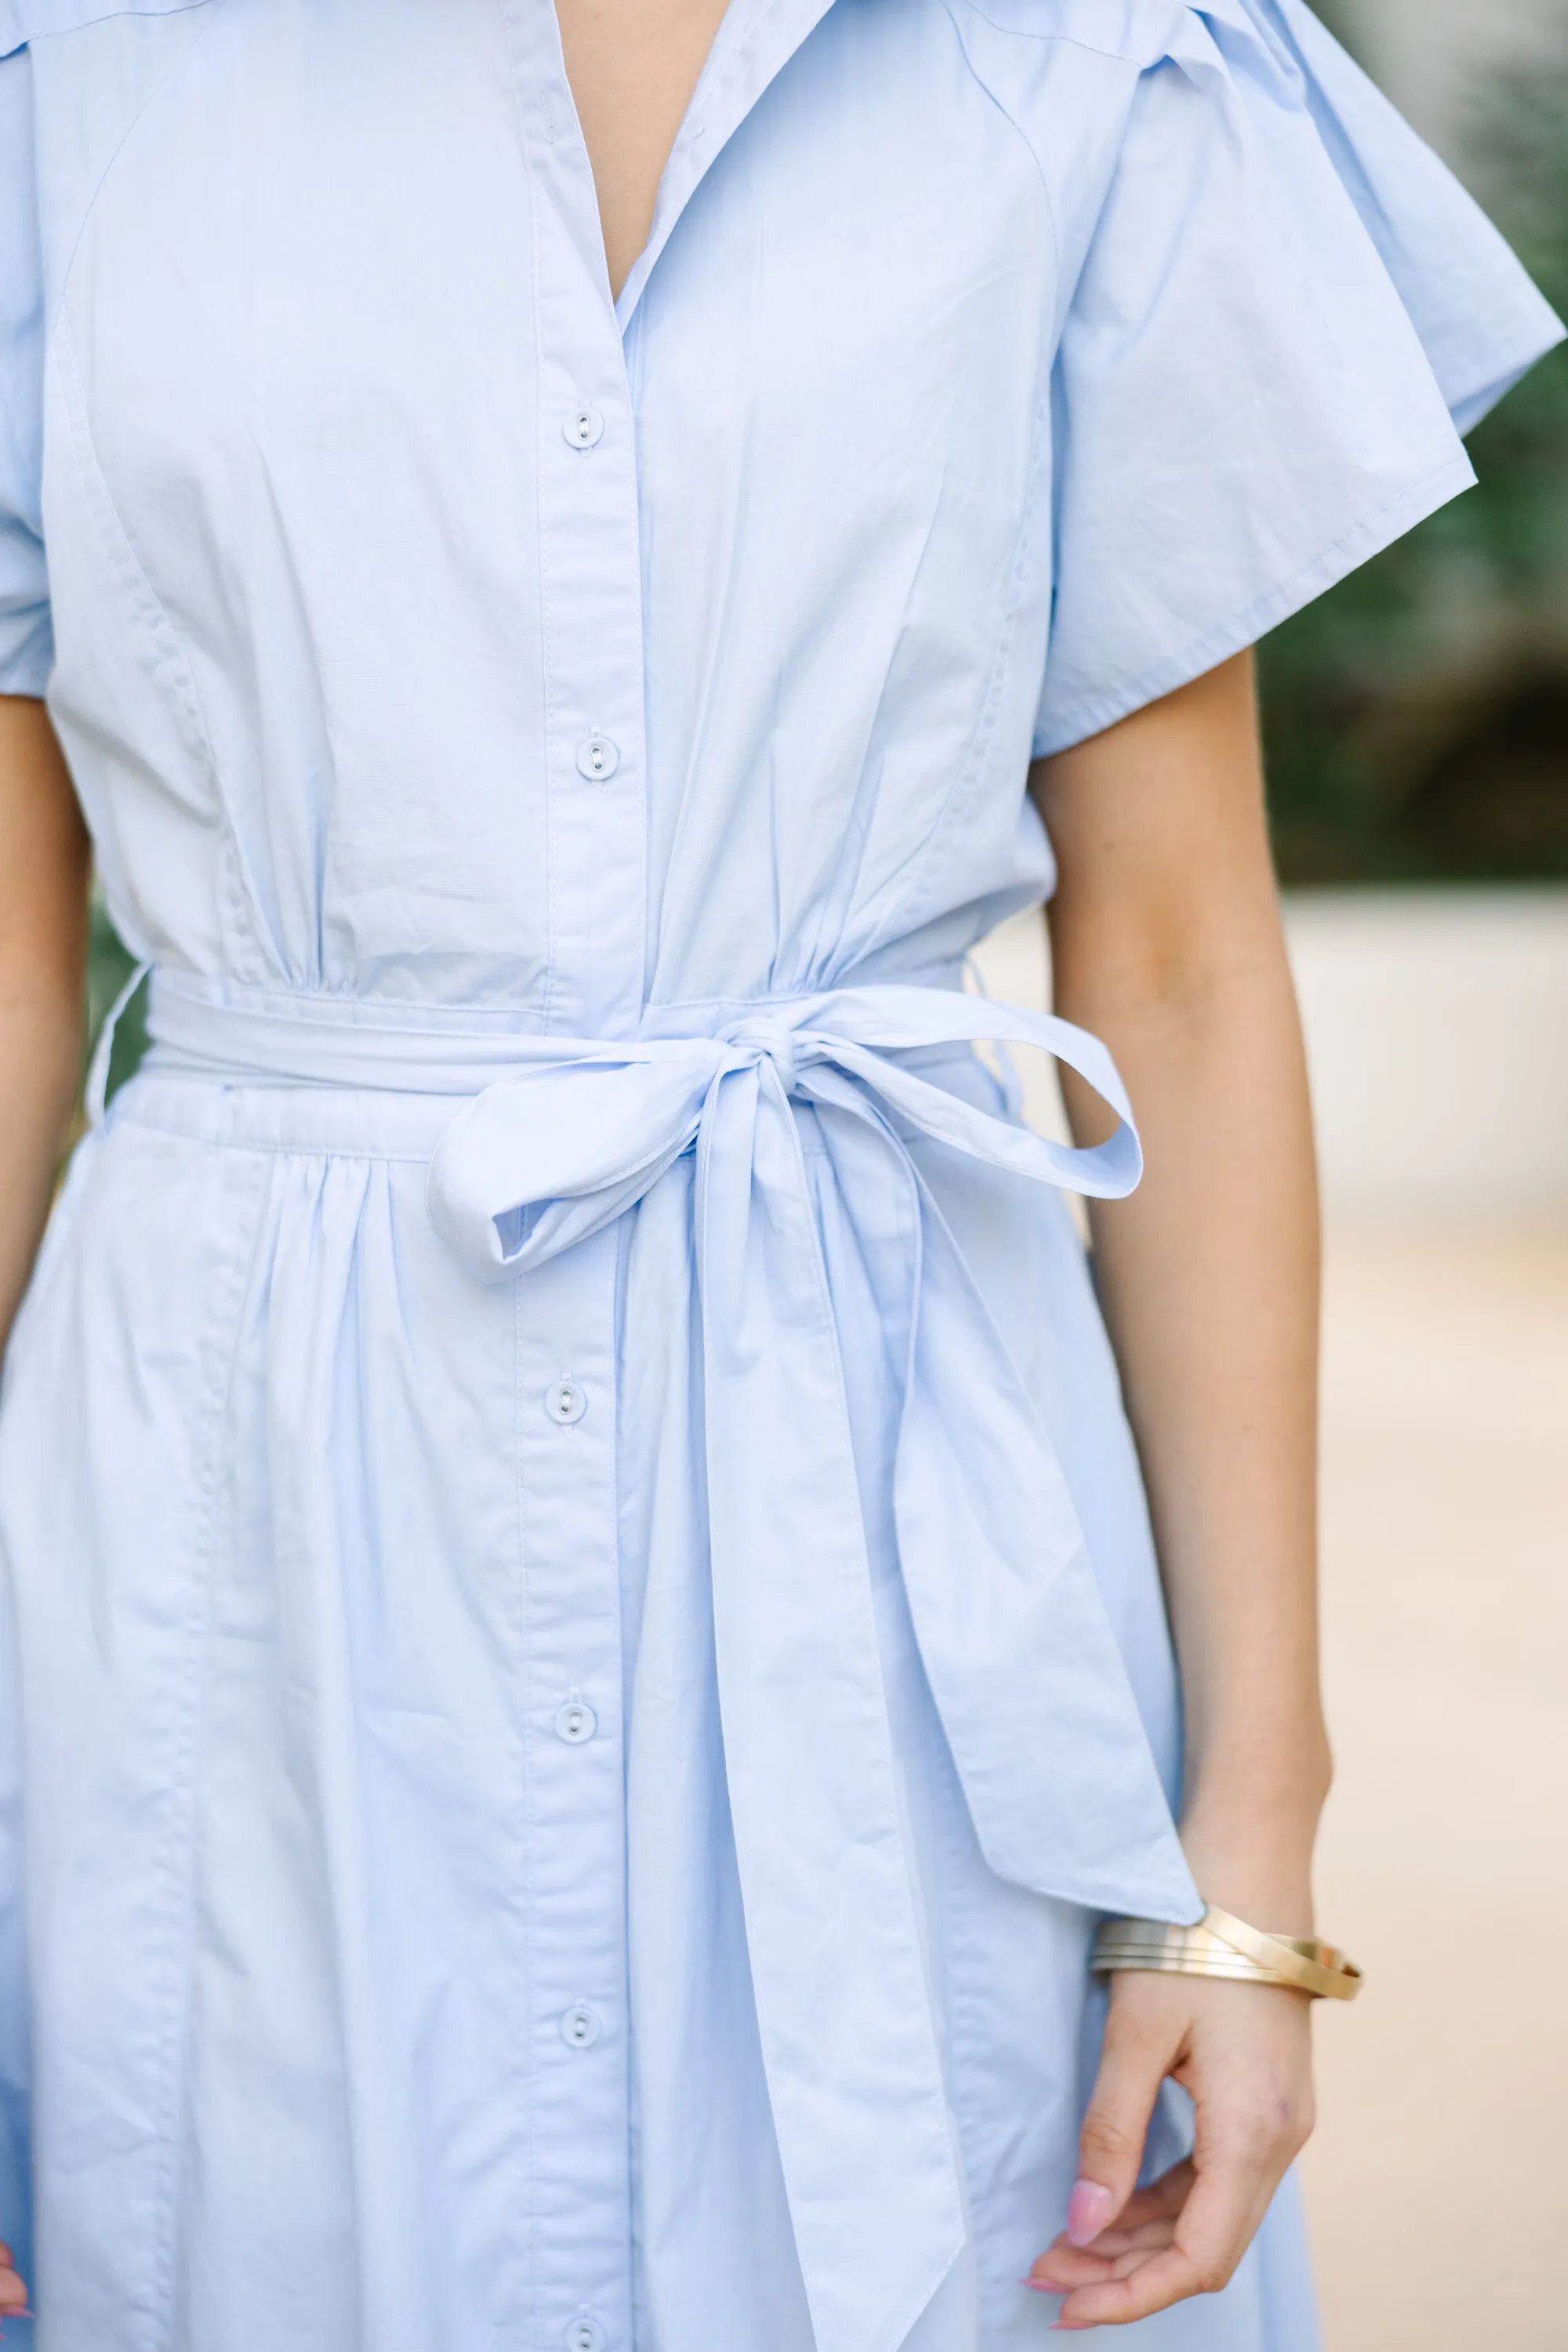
xmin=1306 ymin=1221 xmax=1567 ymax=2352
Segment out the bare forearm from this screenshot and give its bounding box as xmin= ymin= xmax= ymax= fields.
xmin=0 ymin=695 xmax=91 ymax=1356
xmin=1036 ymin=654 xmax=1330 ymax=1932
xmin=1059 ymin=945 xmax=1328 ymax=1922
xmin=0 ymin=993 xmax=85 ymax=1344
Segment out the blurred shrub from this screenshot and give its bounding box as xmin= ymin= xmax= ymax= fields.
xmin=1261 ymin=50 xmax=1568 ymax=883
xmin=86 ymin=896 xmax=147 ymax=1100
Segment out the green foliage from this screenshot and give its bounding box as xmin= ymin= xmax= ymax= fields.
xmin=1260 ymin=55 xmax=1568 ymax=883
xmin=87 ymin=898 xmax=148 ymax=1099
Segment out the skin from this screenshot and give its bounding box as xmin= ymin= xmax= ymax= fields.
xmin=0 ymin=698 xmax=89 ymax=1364
xmin=0 ymin=695 xmax=87 ymax=2325
xmin=1029 ymin=653 xmax=1329 ymax=2326
xmin=554 ymin=0 xmax=733 ymax=299
xmin=0 ymin=11 xmax=1330 ymax=2328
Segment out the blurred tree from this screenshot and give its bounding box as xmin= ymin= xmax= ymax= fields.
xmin=1260 ymin=49 xmax=1568 ymax=882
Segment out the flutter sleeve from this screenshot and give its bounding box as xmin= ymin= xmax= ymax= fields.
xmin=0 ymin=41 xmax=52 ymax=697
xmin=1033 ymin=0 xmax=1565 ymax=758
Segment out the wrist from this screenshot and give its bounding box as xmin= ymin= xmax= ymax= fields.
xmin=1178 ymin=1767 xmax=1329 ymax=1940
xmin=1178 ymin=1849 xmax=1316 ymax=1940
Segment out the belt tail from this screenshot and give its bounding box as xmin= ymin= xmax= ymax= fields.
xmin=695 ymin=1066 xmax=967 ymax=2352
xmin=895 ymin=1193 xmax=1203 ymax=1926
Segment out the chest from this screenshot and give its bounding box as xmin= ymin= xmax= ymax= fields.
xmin=32 ymin=0 xmax=1060 ymax=470
xmin=553 ymin=0 xmax=733 ymax=299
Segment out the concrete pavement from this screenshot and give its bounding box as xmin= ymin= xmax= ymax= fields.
xmin=1305 ymin=1222 xmax=1568 ymax=2352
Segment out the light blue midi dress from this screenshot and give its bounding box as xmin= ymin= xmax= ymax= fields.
xmin=0 ymin=2 xmax=1559 ymax=2347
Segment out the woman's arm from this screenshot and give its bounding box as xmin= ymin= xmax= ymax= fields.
xmin=0 ymin=694 xmax=90 ymax=1359
xmin=1027 ymin=651 xmax=1332 ymax=2327
xmin=0 ymin=692 xmax=86 ymax=2322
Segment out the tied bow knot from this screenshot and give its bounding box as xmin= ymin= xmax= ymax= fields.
xmin=723 ymin=1007 xmax=805 ymax=1092
xmin=416 ymin=982 xmax=1201 ymax=2352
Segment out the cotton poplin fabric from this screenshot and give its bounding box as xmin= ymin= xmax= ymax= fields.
xmin=0 ymin=2 xmax=1559 ymax=2347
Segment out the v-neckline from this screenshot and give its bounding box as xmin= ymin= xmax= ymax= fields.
xmin=553 ymin=0 xmax=739 ymax=307
xmin=544 ymin=0 xmax=844 ymax=335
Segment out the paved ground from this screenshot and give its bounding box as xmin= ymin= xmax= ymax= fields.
xmin=1305 ymin=1223 xmax=1568 ymax=2352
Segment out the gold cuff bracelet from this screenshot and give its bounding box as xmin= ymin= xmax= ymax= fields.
xmin=1091 ymin=1903 xmax=1363 ymax=2002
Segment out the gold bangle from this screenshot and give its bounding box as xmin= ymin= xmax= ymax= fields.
xmin=1091 ymin=1903 xmax=1363 ymax=2002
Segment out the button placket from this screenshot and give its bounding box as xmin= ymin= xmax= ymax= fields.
xmin=531 ymin=198 xmax=646 ymax=1039
xmin=513 ymin=1234 xmax=629 ymax=2339
xmin=503 ymin=16 xmax=648 ymax=2334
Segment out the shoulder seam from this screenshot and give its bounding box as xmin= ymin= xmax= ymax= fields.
xmin=935 ymin=0 xmax=1065 ymax=282
xmin=946 ymin=0 xmax=1174 ymax=69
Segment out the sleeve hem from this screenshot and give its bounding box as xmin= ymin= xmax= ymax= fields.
xmin=1451 ymin=314 xmax=1568 ymax=437
xmin=0 ymin=624 xmax=54 ymax=698
xmin=1031 ymin=445 xmax=1476 ymax=760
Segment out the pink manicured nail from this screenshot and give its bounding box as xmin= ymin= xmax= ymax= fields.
xmin=1066 ymin=2179 xmax=1116 ymax=2248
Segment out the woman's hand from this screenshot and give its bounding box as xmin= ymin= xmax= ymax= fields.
xmin=1029 ymin=1968 xmax=1315 ymax=2328
xmin=0 ymin=2241 xmax=31 ymax=2328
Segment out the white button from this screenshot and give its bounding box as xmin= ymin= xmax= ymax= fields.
xmin=565 ymin=2317 xmax=606 ymax=2352
xmin=575 ymin=733 xmax=619 ymax=782
xmin=544 ymin=1378 xmax=587 ymax=1426
xmin=554 ymin=1695 xmax=597 ymax=1745
xmin=563 ymin=405 xmax=604 ymax=450
xmin=560 ymin=2002 xmax=602 ymax=2050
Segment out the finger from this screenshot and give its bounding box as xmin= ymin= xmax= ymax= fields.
xmin=1030 ymin=2225 xmax=1167 ymax=2279
xmin=1034 ymin=2194 xmax=1188 ymax=2279
xmin=1033 ymin=2236 xmax=1172 ymax=2296
xmin=1072 ymin=2213 xmax=1179 ymax=2259
xmin=1055 ymin=2124 xmax=1279 ymax=2326
xmin=1028 ymin=2243 xmax=1119 ymax=2292
xmin=1063 ymin=2004 xmax=1179 ymax=2247
xmin=1100 ymin=2160 xmax=1193 ymax=2234
xmin=1058 ymin=2158 xmax=1193 ymax=2264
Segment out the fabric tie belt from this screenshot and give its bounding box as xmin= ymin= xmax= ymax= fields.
xmin=130 ymin=969 xmax=1200 ymax=2352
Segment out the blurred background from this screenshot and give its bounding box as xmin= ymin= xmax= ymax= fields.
xmin=82 ymin=2 xmax=1567 ymax=2345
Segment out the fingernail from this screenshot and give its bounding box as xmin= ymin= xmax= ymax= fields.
xmin=1066 ymin=2179 xmax=1116 ymax=2248
xmin=1024 ymin=2278 xmax=1061 ymax=2292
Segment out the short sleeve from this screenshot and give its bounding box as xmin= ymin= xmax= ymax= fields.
xmin=1033 ymin=0 xmax=1566 ymax=758
xmin=0 ymin=42 xmax=53 ymax=698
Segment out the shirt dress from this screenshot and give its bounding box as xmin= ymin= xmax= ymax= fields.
xmin=0 ymin=2 xmax=1559 ymax=2348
